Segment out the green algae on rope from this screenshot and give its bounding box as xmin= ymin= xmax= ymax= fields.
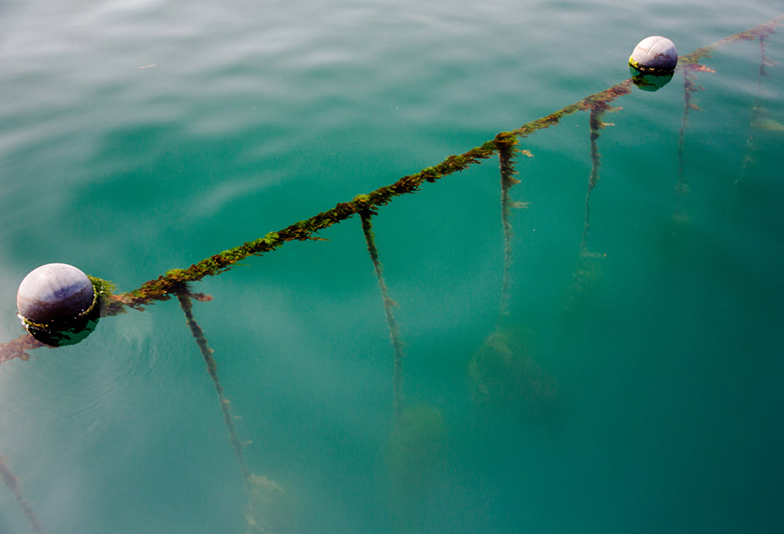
xmin=110 ymin=144 xmax=497 ymax=311
xmin=111 ymin=83 xmax=637 ymax=311
xmin=1 ymin=14 xmax=782 ymax=357
xmin=678 ymin=14 xmax=784 ymax=66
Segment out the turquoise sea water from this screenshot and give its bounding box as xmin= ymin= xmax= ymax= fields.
xmin=1 ymin=1 xmax=783 ymax=533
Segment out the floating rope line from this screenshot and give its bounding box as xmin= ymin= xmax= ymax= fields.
xmin=94 ymin=80 xmax=628 ymax=314
xmin=1 ymin=15 xmax=782 ymax=363
xmin=359 ymin=210 xmax=405 ymax=418
xmin=0 ymin=456 xmax=46 ymax=534
xmin=176 ymin=289 xmax=251 ymax=485
xmin=96 ymin=79 xmax=633 ymax=315
xmin=678 ymin=15 xmax=783 ymax=65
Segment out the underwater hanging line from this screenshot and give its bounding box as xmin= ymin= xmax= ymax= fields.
xmin=496 ymin=134 xmax=523 ymax=318
xmin=0 ymin=456 xmax=47 ymax=534
xmin=676 ymin=63 xmax=714 ymax=200
xmin=0 ymin=14 xmax=781 ymax=364
xmin=176 ymin=290 xmax=251 ymax=484
xmin=360 ymin=211 xmax=406 ymax=418
xmin=580 ymin=105 xmax=613 ymax=253
xmin=740 ymin=29 xmax=777 ymax=183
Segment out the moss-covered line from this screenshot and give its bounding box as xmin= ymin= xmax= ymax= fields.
xmin=1 ymin=15 xmax=781 ymax=358
xmin=46 ymin=17 xmax=784 ymax=313
xmin=108 ymin=80 xmax=637 ymax=312
xmin=678 ymin=14 xmax=783 ymax=65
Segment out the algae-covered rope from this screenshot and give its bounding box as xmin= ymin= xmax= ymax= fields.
xmin=1 ymin=15 xmax=782 ymax=361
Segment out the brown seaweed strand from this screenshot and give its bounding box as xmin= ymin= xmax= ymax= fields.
xmin=0 ymin=335 xmax=47 ymax=367
xmin=360 ymin=211 xmax=405 ymax=418
xmin=676 ymin=63 xmax=715 ymax=203
xmin=677 ymin=68 xmax=694 ymax=199
xmin=580 ymin=105 xmax=609 ymax=252
xmin=176 ymin=291 xmax=250 ymax=484
xmin=511 ymin=79 xmax=633 ymax=138
xmin=739 ymin=33 xmax=774 ymax=183
xmin=0 ymin=456 xmax=46 ymax=534
xmin=496 ymin=133 xmax=521 ymax=317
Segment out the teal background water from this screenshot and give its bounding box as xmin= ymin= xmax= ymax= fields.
xmin=1 ymin=1 xmax=783 ymax=533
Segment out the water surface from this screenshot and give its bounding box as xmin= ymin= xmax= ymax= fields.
xmin=1 ymin=1 xmax=783 ymax=533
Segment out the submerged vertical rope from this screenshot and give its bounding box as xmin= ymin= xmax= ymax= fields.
xmin=562 ymin=104 xmax=615 ymax=312
xmin=677 ymin=69 xmax=695 ymax=199
xmin=360 ymin=210 xmax=404 ymax=418
xmin=176 ymin=290 xmax=250 ymax=484
xmin=496 ymin=133 xmax=522 ymax=318
xmin=0 ymin=456 xmax=46 ymax=534
xmin=677 ymin=63 xmax=714 ymax=203
xmin=178 ymin=291 xmax=294 ymax=533
xmin=739 ymin=33 xmax=774 ymax=183
xmin=580 ymin=105 xmax=610 ymax=252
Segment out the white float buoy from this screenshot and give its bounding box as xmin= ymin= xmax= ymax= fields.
xmin=629 ymin=36 xmax=678 ymax=74
xmin=17 ymin=263 xmax=96 ymax=330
